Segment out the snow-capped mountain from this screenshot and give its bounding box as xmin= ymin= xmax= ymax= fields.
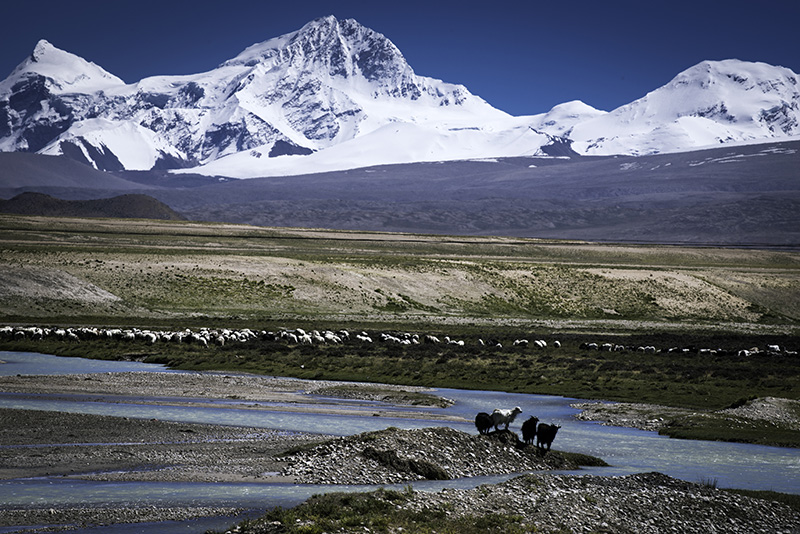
xmin=0 ymin=16 xmax=799 ymax=178
xmin=570 ymin=59 xmax=800 ymax=155
xmin=1 ymin=16 xmax=546 ymax=175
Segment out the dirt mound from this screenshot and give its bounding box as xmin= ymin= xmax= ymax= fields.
xmin=281 ymin=426 xmax=580 ymax=484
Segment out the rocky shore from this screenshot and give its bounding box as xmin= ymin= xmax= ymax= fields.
xmin=280 ymin=426 xmax=587 ymax=485
xmin=0 ymin=371 xmax=459 ymax=532
xmin=393 ymin=471 xmax=800 ymax=534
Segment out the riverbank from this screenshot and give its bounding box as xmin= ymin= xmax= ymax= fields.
xmin=3 ymin=367 xmax=800 ymax=532
xmin=0 ymin=370 xmax=461 ymax=532
xmin=245 ymin=472 xmax=800 ymax=534
xmin=0 ymin=370 xmax=456 ymax=416
xmin=572 ymin=396 xmax=800 ymax=447
xmin=0 ymin=363 xmax=589 ymax=533
xmin=0 ymin=408 xmax=326 ymax=483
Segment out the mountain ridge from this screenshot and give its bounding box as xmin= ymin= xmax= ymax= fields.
xmin=0 ymin=16 xmax=799 ymax=177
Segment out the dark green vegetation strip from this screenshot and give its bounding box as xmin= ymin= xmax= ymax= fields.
xmin=230 ymin=487 xmax=531 ymax=534
xmin=3 ymin=330 xmax=797 ymax=416
xmin=659 ymin=401 xmax=800 ymax=447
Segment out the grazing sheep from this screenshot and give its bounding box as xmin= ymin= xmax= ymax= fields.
xmin=491 ymin=406 xmax=522 ymax=431
xmin=474 ymin=412 xmax=494 ymax=435
xmin=536 ymin=423 xmax=561 ymax=451
xmin=521 ymin=416 xmax=540 ymax=445
xmin=324 ymin=331 xmax=342 ymax=343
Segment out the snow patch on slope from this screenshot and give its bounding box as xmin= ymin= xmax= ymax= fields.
xmin=190 ymin=119 xmax=551 ymax=177
xmin=40 ymin=119 xmax=185 ymax=170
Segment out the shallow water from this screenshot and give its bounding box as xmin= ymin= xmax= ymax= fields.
xmin=0 ymin=351 xmax=176 ymax=376
xmin=1 ymin=351 xmax=799 ymax=532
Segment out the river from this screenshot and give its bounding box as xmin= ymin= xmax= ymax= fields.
xmin=1 ymin=351 xmax=799 ymax=533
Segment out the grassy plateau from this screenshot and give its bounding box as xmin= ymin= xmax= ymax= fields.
xmin=1 ymin=213 xmax=798 ymax=446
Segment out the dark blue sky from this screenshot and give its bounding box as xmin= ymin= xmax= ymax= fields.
xmin=2 ymin=0 xmax=798 ymax=116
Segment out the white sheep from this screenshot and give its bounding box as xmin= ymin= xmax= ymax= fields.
xmin=491 ymin=406 xmax=522 ymax=431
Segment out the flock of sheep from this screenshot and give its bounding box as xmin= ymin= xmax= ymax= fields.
xmin=1 ymin=325 xmax=794 ymax=358
xmin=474 ymin=406 xmax=561 ymax=452
xmin=0 ymin=325 xmax=556 ymax=349
xmin=579 ymin=340 xmax=796 ymax=358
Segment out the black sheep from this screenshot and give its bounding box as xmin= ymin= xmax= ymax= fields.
xmin=521 ymin=416 xmax=539 ymax=444
xmin=536 ymin=423 xmax=561 ymax=451
xmin=474 ymin=412 xmax=493 ymax=434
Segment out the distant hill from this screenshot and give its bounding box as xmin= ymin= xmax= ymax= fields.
xmin=0 ymin=152 xmax=147 ymax=192
xmin=0 ymin=192 xmax=186 ymax=220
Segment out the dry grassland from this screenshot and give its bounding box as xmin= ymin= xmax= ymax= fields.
xmin=0 ymin=214 xmax=798 ymax=332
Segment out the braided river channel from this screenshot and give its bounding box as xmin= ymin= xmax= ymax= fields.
xmin=1 ymin=351 xmax=799 ymax=533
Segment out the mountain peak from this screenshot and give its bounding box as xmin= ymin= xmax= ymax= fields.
xmin=671 ymin=58 xmax=799 ymax=92
xmin=223 ymin=15 xmax=412 ymax=85
xmin=0 ymin=39 xmax=125 ymax=95
xmin=30 ymin=39 xmax=58 ymax=62
xmin=570 ymin=58 xmax=800 ymax=155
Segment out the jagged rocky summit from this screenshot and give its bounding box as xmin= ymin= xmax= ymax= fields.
xmin=0 ymin=15 xmax=798 ymax=178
